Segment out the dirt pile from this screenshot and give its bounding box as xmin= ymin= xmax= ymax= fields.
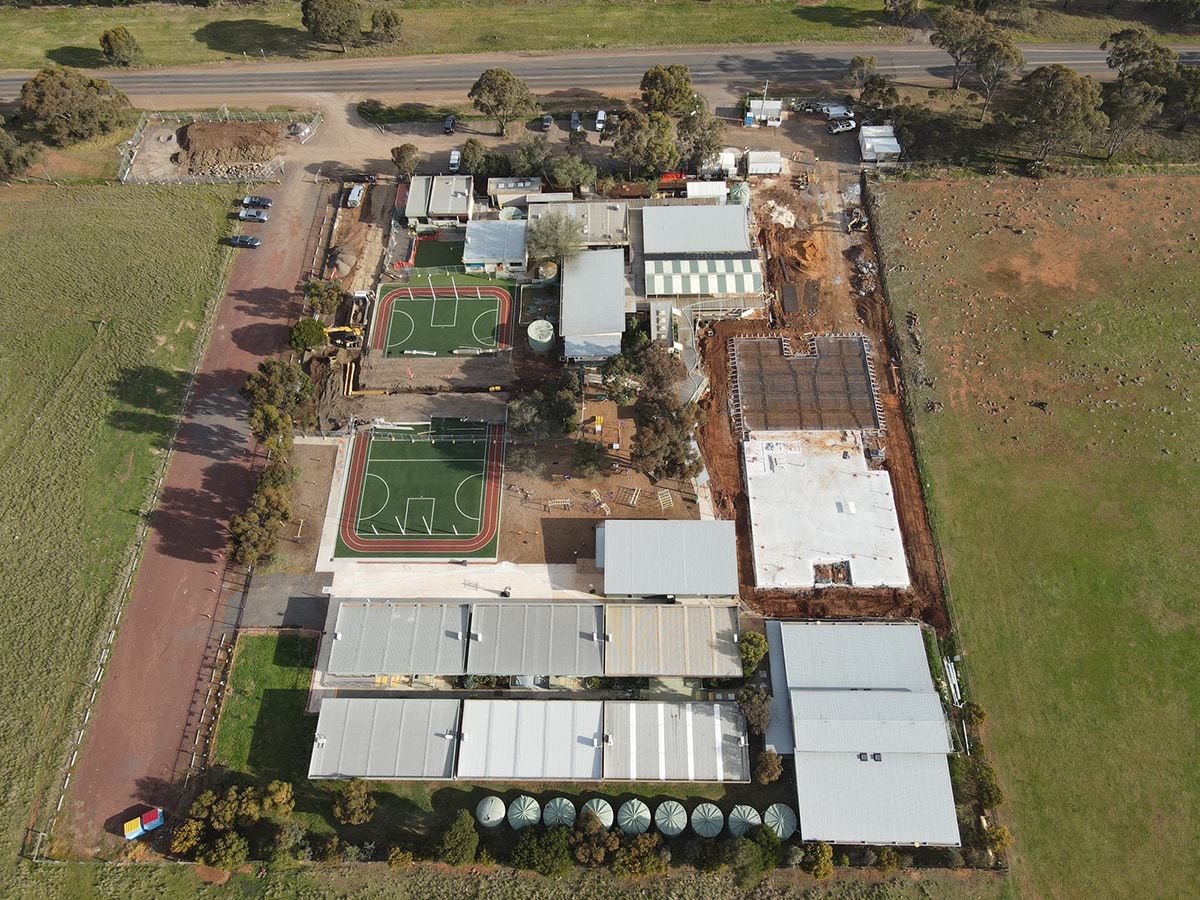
xmin=178 ymin=122 xmax=283 ymax=177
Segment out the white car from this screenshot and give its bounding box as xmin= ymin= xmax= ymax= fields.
xmin=827 ymin=119 xmax=857 ymax=135
xmin=238 ymin=209 xmax=270 ymax=222
xmin=448 ymin=149 xmax=462 ymax=173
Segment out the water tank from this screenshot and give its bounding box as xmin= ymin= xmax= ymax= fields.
xmin=538 ymin=260 xmax=559 ymax=281
xmin=730 ymin=182 xmax=751 ymax=206
xmin=527 ymin=319 xmax=555 ymax=354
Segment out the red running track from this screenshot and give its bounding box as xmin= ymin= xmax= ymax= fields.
xmin=338 ymin=425 xmax=504 ymax=555
xmin=371 ymin=285 xmax=513 ymax=353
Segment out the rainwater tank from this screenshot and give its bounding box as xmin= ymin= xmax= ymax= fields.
xmin=527 ymin=319 xmax=555 ymax=354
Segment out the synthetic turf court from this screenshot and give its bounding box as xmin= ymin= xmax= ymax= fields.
xmin=372 ymin=282 xmax=513 ymax=357
xmin=336 ymin=420 xmax=504 ymax=559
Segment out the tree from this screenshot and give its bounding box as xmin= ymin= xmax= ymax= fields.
xmin=304 ymin=279 xmax=344 ymax=316
xmin=859 ymin=73 xmax=899 ymax=110
xmin=552 ymin=154 xmax=597 ymax=192
xmin=242 ymin=359 xmax=314 ymax=418
xmin=290 ymin=317 xmax=327 ymax=353
xmin=300 ymin=0 xmax=363 ymax=52
xmin=754 ymin=749 xmax=783 ymax=785
xmin=970 ymin=26 xmax=1024 ymax=122
xmin=612 ymin=832 xmax=666 ymax=877
xmin=1103 ymin=25 xmax=1177 ymax=85
xmin=390 ymin=143 xmax=421 ymax=178
xmin=747 ymin=825 xmax=781 ymax=869
xmin=526 ymin=211 xmax=584 ymax=261
xmin=844 ymin=55 xmax=878 ymax=95
xmin=511 ymin=133 xmax=553 ymax=176
xmin=506 ymin=445 xmax=544 ymax=475
xmin=601 ymin=353 xmax=639 ymax=405
xmin=973 ymin=758 xmax=1004 ymax=808
xmin=877 ymin=846 xmax=901 ymax=872
xmin=0 ymin=125 xmax=42 ymax=180
xmin=612 ymin=109 xmax=680 ymax=177
xmin=437 ymin=809 xmax=480 ymax=866
xmin=250 ymin=405 xmax=294 ymax=458
xmin=199 ymin=830 xmax=250 ymax=870
xmin=257 ymin=459 xmax=296 ymax=491
xmin=885 ymin=0 xmax=922 ymax=23
xmin=573 ymin=440 xmax=608 ymax=476
xmin=931 ymin=8 xmax=986 ymax=91
xmin=169 ymin=817 xmax=206 ymax=856
xmin=100 ymin=27 xmax=143 ymax=67
xmin=984 ymin=823 xmax=1013 ymax=854
xmin=740 ymin=630 xmax=767 ymax=676
xmin=1150 ymin=0 xmax=1200 ymax=22
xmin=264 ymin=780 xmax=295 ymax=816
xmin=804 ymin=841 xmax=835 ymax=879
xmin=1014 ymin=65 xmax=1107 ymax=161
xmin=511 ymin=826 xmax=574 ymax=876
xmin=459 ymin=137 xmax=489 ymax=175
xmin=388 ymin=846 xmax=415 ymax=870
xmin=738 ymin=686 xmax=771 ymax=735
xmin=729 ymin=837 xmax=768 ymax=891
xmin=229 ymin=485 xmax=292 ymax=565
xmin=1166 ymin=62 xmax=1200 ymax=131
xmin=333 ymin=778 xmax=376 ymax=825
xmin=468 ymin=67 xmax=537 ymax=135
xmin=369 ymin=7 xmax=403 ymax=43
xmin=961 ymin=700 xmax=987 ymax=729
xmin=569 ymin=810 xmax=619 ymax=866
xmin=640 ymin=63 xmax=694 ymax=113
xmin=20 ymin=67 xmax=129 ymax=145
xmin=630 ymin=401 xmax=701 ymax=481
xmin=675 ymin=109 xmax=726 ymax=173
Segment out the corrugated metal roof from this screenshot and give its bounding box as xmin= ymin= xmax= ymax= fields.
xmin=466 ymin=603 xmax=605 ymax=675
xmin=686 ymin=181 xmax=729 ymax=199
xmin=463 ymin=220 xmax=527 ymax=264
xmin=560 ymin=248 xmax=626 ymax=341
xmin=795 ymin=752 xmax=960 ymax=846
xmin=600 ymin=520 xmax=739 ymax=597
xmin=788 ymin=691 xmax=951 ymax=753
xmin=764 ymin=620 xmax=795 ymax=754
xmin=405 ymin=175 xmax=431 ymax=220
xmin=748 ymin=99 xmax=784 ymax=118
xmin=746 ymin=151 xmax=783 ymax=174
xmin=777 ymin=621 xmax=934 ymax=691
xmin=641 ymin=205 xmax=751 ymax=255
xmin=603 ymin=701 xmax=749 ymax=782
xmin=487 ymin=176 xmax=543 ymax=195
xmin=564 ymin=333 xmax=622 ymax=360
xmin=457 ymin=700 xmax=603 ymax=780
xmin=428 ymin=175 xmax=473 ymax=216
xmin=308 ymin=698 xmax=460 ymax=779
xmin=605 ymin=604 xmax=741 ymax=677
xmin=527 ymin=201 xmax=629 ymax=245
xmin=327 ymin=602 xmax=469 ymax=676
xmin=644 ymin=256 xmax=763 ymax=297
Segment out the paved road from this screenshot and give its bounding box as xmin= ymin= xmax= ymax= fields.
xmin=3 ymin=43 xmax=1198 ymax=105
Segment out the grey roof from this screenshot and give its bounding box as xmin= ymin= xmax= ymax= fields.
xmin=543 ymin=797 xmax=577 ymax=827
xmin=466 ymin=603 xmax=605 ymax=676
xmin=600 ymin=520 xmax=739 ymax=597
xmin=527 ymin=200 xmax=629 ymax=245
xmin=476 ymin=795 xmax=506 ymax=826
xmin=463 ymin=219 xmax=527 ymax=264
xmin=603 ymin=701 xmax=749 ymax=781
xmin=728 ymin=804 xmax=762 ymax=837
xmin=763 ymin=803 xmax=797 ymax=840
xmin=641 ymin=205 xmax=751 ymax=256
xmin=789 ymin=691 xmax=951 ymax=753
xmin=605 ymin=604 xmax=741 ymax=677
xmin=581 ymin=798 xmax=613 ymax=828
xmin=644 ymin=256 xmax=763 ymax=297
xmin=428 ymin=175 xmax=473 ymax=216
xmin=748 ymin=98 xmax=784 ymax=118
xmin=560 ymin=248 xmax=626 ymax=346
xmin=775 ymin=621 xmax=935 ymax=691
xmin=308 ymin=698 xmax=460 ymax=779
xmin=655 ymin=800 xmax=687 ymax=836
xmin=691 ymin=802 xmax=723 ymax=837
xmin=617 ymin=799 xmax=651 ymax=834
xmin=457 ymin=700 xmax=604 ymax=780
xmin=405 ymin=175 xmax=432 ymax=220
xmin=746 ymin=151 xmax=783 ymax=174
xmin=487 ymin=176 xmax=543 ymax=196
xmin=327 ymin=602 xmax=469 ymax=676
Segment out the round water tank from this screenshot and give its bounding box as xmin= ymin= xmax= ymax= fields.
xmin=527 ymin=319 xmax=555 ymax=354
xmin=538 ymin=260 xmax=559 ymax=281
xmin=730 ymin=182 xmax=751 ymax=206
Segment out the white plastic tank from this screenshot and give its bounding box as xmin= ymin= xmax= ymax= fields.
xmin=527 ymin=319 xmax=555 ymax=354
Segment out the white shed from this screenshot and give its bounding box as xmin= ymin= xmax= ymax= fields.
xmin=859 ymin=126 xmax=903 ymax=165
xmin=746 ymin=150 xmax=783 ymax=176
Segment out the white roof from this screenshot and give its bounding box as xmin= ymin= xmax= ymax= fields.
xmin=457 ymin=700 xmax=604 ymax=780
xmin=603 ymin=701 xmax=749 ymax=781
xmin=428 ymin=175 xmax=473 ymax=216
xmin=487 ymin=176 xmax=542 ymax=195
xmin=641 ymin=205 xmax=751 ymax=256
xmin=560 ymin=249 xmax=626 ymax=355
xmin=600 ymin=519 xmax=739 ymax=597
xmin=405 ymin=175 xmax=432 ymax=220
xmin=746 ymin=150 xmax=783 ymax=174
xmin=744 ymin=434 xmax=910 ymax=589
xmin=748 ymin=99 xmax=783 ymax=118
xmin=463 ymin=220 xmax=527 ymax=264
xmin=685 ymin=181 xmax=728 ymax=199
xmin=645 ymin=256 xmax=762 ymax=297
xmin=859 ymin=125 xmax=903 ymax=161
xmin=308 ymin=698 xmax=460 ymax=779
xmin=527 ymin=200 xmax=629 ymax=245
xmin=604 ymin=604 xmax=741 ymax=677
xmin=789 ymin=691 xmax=951 ymax=753
xmin=466 ymin=603 xmax=605 ymax=675
xmin=327 ymin=602 xmax=469 ymax=676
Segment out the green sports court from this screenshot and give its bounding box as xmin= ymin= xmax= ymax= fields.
xmin=371 ymin=280 xmax=514 ymax=358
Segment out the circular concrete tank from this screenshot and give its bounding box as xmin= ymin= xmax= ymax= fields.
xmin=527 ymin=319 xmax=555 ymax=354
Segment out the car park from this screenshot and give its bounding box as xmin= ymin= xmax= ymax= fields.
xmin=238 ymin=209 xmax=269 ymax=222
xmin=241 ymin=195 xmax=272 ymax=209
xmin=595 ymin=110 xmax=607 ymax=133
xmin=827 ymin=119 xmax=858 ymax=135
xmin=570 ymin=111 xmax=582 ymax=132
xmin=542 ymin=114 xmax=554 ymax=131
xmin=448 ymin=150 xmax=462 ymax=173
xmin=443 ymin=115 xmax=457 ymax=134
xmin=230 ymin=235 xmax=261 ymax=248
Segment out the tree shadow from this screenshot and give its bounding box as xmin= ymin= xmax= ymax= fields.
xmin=150 ymin=460 xmax=255 ymax=563
xmin=246 ymin=686 xmax=317 ymax=784
xmin=46 ymin=46 xmax=107 ymax=68
xmin=193 ymin=20 xmax=315 ymax=58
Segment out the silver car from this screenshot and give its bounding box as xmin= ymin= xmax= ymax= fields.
xmin=238 ymin=209 xmax=270 ymax=223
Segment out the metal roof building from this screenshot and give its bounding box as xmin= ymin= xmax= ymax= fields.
xmin=746 ymin=151 xmax=783 ymax=176
xmin=559 ymin=248 xmax=626 ymax=360
xmin=326 ymin=602 xmax=469 ymax=676
xmin=308 ymin=698 xmax=461 ymax=780
xmin=747 ymin=98 xmax=784 ymax=125
xmin=457 ymin=699 xmax=604 ymax=780
xmin=466 ymin=603 xmax=605 ymax=676
xmin=641 ymin=205 xmax=751 ymax=256
xmin=605 ymin=604 xmax=741 ymax=677
xmin=463 ymin=219 xmax=527 ymax=271
xmin=405 ymin=175 xmax=475 ymax=222
xmin=527 ymin=200 xmax=630 ymax=246
xmin=487 ymin=176 xmax=542 ymax=207
xmin=598 ymin=519 xmax=739 ymax=598
xmin=766 ymin=621 xmax=960 ymax=847
xmin=603 ymin=701 xmax=749 ymax=781
xmin=644 ymin=257 xmax=763 ymax=297
xmin=859 ymin=125 xmax=903 ymax=165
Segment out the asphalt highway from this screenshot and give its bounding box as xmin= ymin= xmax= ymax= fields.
xmin=2 ymin=43 xmax=1198 ymax=106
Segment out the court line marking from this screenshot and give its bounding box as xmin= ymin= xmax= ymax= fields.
xmin=403 ymin=497 xmax=437 ymax=536
xmin=454 ymin=472 xmax=484 ymax=522
xmin=429 ymin=293 xmax=459 ymax=328
xmin=471 ymin=302 xmax=499 ymax=347
xmin=358 ymin=473 xmax=392 ymax=523
xmin=386 ymin=308 xmax=416 ymax=351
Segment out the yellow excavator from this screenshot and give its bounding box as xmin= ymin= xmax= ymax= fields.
xmin=325 ymin=325 xmax=363 ymax=349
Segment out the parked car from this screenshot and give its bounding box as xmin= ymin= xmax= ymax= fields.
xmin=570 ymin=110 xmax=582 ymax=132
xmin=238 ymin=209 xmax=269 ymax=222
xmin=448 ymin=149 xmax=462 ymax=173
xmin=824 ymin=105 xmax=855 ymax=121
xmin=542 ymin=114 xmax=554 ymax=131
xmin=230 ymin=235 xmax=261 ymax=248
xmin=443 ymin=115 xmax=457 ymax=134
xmin=595 ymin=110 xmax=607 ymax=133
xmin=346 ymin=184 xmax=365 ymax=208
xmin=827 ymin=119 xmax=857 ymax=135
xmin=241 ymin=195 xmax=272 ymax=209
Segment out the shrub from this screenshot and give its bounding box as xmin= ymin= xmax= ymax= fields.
xmin=333 ymin=778 xmax=376 ymax=825
xmin=877 ymin=846 xmax=901 ymax=873
xmin=388 ymin=846 xmax=415 ymax=870
xmin=198 ymin=830 xmax=249 ymax=871
xmin=740 ymin=631 xmax=767 ymax=677
xmin=264 ymin=780 xmax=295 ymax=816
xmin=974 ymin=758 xmax=1004 ymax=808
xmin=754 ymin=749 xmax=783 ymax=785
xmin=511 ymin=826 xmax=574 ymax=876
xmin=804 ymin=841 xmax=834 ymax=879
xmin=569 ymin=809 xmax=619 ymax=867
xmin=729 ymin=837 xmax=768 ymax=890
xmin=272 ymin=820 xmax=308 ymax=861
xmin=99 ymin=26 xmax=143 ymax=67
xmin=304 ymin=279 xmax=344 ymax=316
xmin=783 ymin=844 xmax=805 ymax=868
xmin=438 ymin=809 xmax=480 ymax=866
xmin=738 ymin=685 xmax=771 ymax=736
xmin=169 ymin=817 xmax=206 ymax=856
xmin=984 ymin=823 xmax=1013 ymax=854
xmin=962 ymin=700 xmax=987 ymax=728
xmin=290 ymin=317 xmax=328 ymax=353
xmin=612 ymin=832 xmax=666 ymax=877
xmin=746 ymin=825 xmax=781 ymax=870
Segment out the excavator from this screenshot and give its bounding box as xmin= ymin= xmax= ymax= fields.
xmin=325 ymin=325 xmax=363 ymax=349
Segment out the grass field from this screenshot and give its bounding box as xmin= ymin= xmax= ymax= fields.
xmin=0 ymin=185 xmax=236 ymax=882
xmin=875 ymin=177 xmax=1199 ymax=899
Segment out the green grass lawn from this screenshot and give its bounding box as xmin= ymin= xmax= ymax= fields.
xmin=0 ymin=0 xmax=908 ymax=71
xmin=0 ymin=184 xmax=237 ymax=878
xmin=875 ymin=177 xmax=1199 ymax=899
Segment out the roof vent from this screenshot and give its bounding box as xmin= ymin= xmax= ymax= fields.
xmin=872 ymin=753 xmax=882 ymax=762
xmin=603 ymin=733 xmax=613 ymax=745
xmin=315 ymin=734 xmax=327 ymax=748
xmin=857 ymin=752 xmax=869 ymax=762
xmin=450 ymin=631 xmax=465 ymax=641
xmin=737 ymin=736 xmax=748 ymax=747
xmin=333 ymin=632 xmax=342 ymax=640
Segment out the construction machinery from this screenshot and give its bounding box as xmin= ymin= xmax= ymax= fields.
xmin=847 ymin=207 xmax=869 ymax=233
xmin=325 ymin=325 xmax=363 ymax=349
